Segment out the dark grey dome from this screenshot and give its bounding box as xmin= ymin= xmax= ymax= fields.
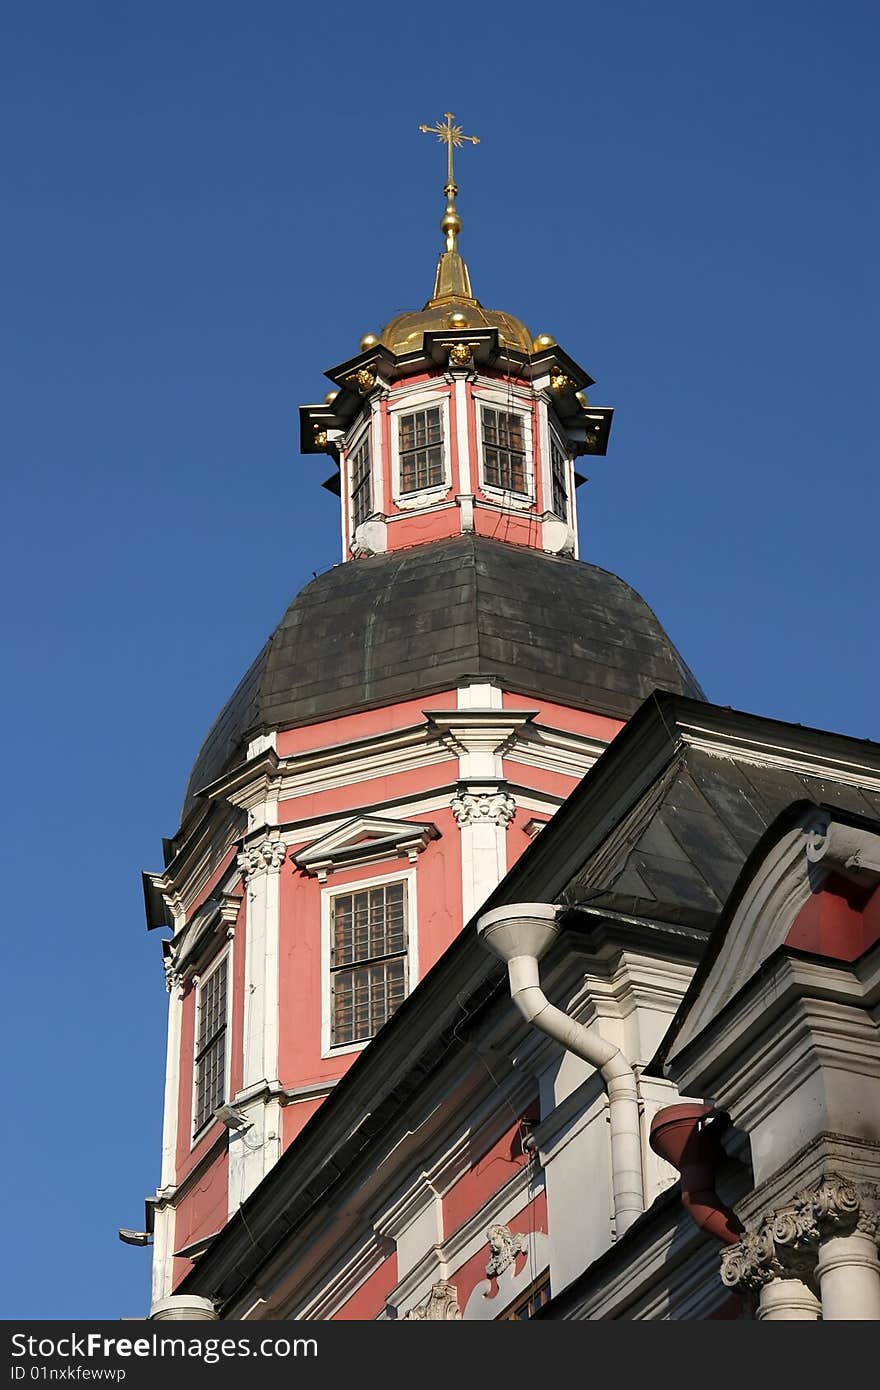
xmin=181 ymin=536 xmax=703 ymax=826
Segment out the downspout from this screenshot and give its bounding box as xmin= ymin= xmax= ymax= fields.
xmin=476 ymin=903 xmax=644 ymax=1236
xmin=648 ymin=1103 xmax=744 ymax=1244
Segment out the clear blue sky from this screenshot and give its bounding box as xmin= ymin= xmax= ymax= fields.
xmin=1 ymin=1 xmax=877 ymax=1320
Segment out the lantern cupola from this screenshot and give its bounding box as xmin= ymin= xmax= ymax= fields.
xmin=300 ymin=113 xmax=613 ymax=561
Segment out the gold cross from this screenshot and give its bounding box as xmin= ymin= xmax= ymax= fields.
xmin=419 ymin=112 xmax=479 ymax=196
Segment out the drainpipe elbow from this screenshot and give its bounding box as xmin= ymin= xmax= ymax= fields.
xmin=649 ymin=1104 xmax=745 ymax=1246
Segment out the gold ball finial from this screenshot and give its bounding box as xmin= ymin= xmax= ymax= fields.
xmin=440 ymin=207 xmax=462 ymax=238
xmin=324 ymin=390 xmax=339 ymax=406
xmin=575 ymin=390 xmax=590 ymax=408
xmin=360 ymin=333 xmax=379 ymax=352
xmin=447 ymin=310 xmax=468 ymax=328
xmin=533 ymin=333 xmax=556 ymax=351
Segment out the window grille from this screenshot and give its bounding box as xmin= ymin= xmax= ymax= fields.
xmin=501 ymin=1273 xmax=551 ymax=1320
xmin=194 ymin=956 xmax=228 ymax=1136
xmin=481 ymin=407 xmax=527 ymax=494
xmin=398 ymin=407 xmax=444 ymax=492
xmin=350 ymin=435 xmax=372 ymax=530
xmin=330 ymin=882 xmax=408 ymax=1046
xmin=550 ymin=437 xmax=568 ymax=520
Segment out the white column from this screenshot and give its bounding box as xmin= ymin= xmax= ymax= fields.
xmin=757 ymin=1278 xmax=821 ymax=1320
xmin=817 ymin=1232 xmax=880 ymax=1320
xmin=453 ymin=377 xmax=472 ymax=496
xmin=232 ymin=831 xmax=285 ymax=1205
xmin=151 ymin=972 xmax=185 ymax=1304
xmin=452 ymin=791 xmax=515 ymax=923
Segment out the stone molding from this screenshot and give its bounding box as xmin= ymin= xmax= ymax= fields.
xmin=485 ymin=1224 xmax=528 ymax=1277
xmin=451 ymin=792 xmax=516 ymax=828
xmin=237 ymin=833 xmax=287 ymax=882
xmin=721 ymin=1173 xmax=880 ymax=1292
xmin=402 ymin=1282 xmax=461 ymax=1320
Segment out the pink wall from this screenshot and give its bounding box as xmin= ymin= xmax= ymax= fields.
xmin=171 ymin=1147 xmax=229 ymax=1291
xmin=277 ymin=691 xmax=459 ymax=755
xmin=449 ymin=1191 xmax=548 ymax=1314
xmin=505 ymin=691 xmax=624 ymax=743
xmin=442 ymin=1106 xmax=538 ymax=1239
xmin=332 ymin=1250 xmax=398 ymax=1320
xmin=277 ymin=810 xmax=462 ymax=1093
xmin=786 ymin=874 xmax=880 ymax=961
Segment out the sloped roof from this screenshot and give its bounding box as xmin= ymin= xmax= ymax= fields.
xmin=180 ymin=536 xmax=703 ymax=827
xmin=562 ymin=744 xmax=880 ymax=932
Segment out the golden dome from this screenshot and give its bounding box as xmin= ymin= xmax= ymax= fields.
xmin=380 ymin=112 xmax=532 ymax=357
xmin=379 ymin=249 xmax=532 ymax=356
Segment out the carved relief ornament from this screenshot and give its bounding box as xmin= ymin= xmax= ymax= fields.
xmin=721 ymin=1174 xmax=880 ymax=1293
xmin=402 ymin=1282 xmax=461 ymax=1320
xmin=451 ymin=792 xmax=516 ymax=829
xmin=237 ymin=834 xmax=287 ymax=882
xmin=485 ymin=1224 xmax=528 ymax=1278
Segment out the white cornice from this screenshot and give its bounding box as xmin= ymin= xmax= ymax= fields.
xmin=679 ymin=721 xmax=880 ymax=791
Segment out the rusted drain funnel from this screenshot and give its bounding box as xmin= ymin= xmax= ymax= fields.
xmin=649 ymin=1103 xmax=744 ymax=1245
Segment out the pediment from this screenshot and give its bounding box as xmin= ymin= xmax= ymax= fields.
xmin=292 ymin=815 xmax=439 ymax=880
xmin=662 ymin=807 xmax=880 ymax=1075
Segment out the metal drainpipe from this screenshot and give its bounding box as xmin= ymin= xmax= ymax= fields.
xmin=476 ymin=903 xmax=645 ymax=1236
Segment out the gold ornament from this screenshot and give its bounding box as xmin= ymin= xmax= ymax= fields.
xmin=313 ymin=428 xmax=328 ymax=449
xmin=447 ymin=310 xmax=469 ymax=328
xmin=359 ymin=333 xmax=379 ymax=352
xmin=533 ymin=333 xmax=556 ymax=351
xmin=448 ymin=342 xmax=473 ymax=367
xmin=356 ymin=367 xmax=377 ymax=392
xmin=575 ymin=390 xmax=590 ymax=408
xmin=324 ymin=390 xmax=339 ymax=406
xmin=549 ymin=368 xmax=571 ymax=395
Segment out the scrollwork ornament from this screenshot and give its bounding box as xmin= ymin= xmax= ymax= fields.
xmin=402 ymin=1282 xmax=461 ymax=1320
xmin=238 ymin=835 xmax=287 ymax=881
xmin=451 ymin=792 xmax=516 ymax=828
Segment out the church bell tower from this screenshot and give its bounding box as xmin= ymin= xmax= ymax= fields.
xmin=141 ymin=115 xmax=701 ymax=1313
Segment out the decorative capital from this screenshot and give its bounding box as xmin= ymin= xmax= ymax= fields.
xmin=237 ymin=833 xmax=287 ymax=882
xmin=451 ymin=791 xmax=516 ymax=828
xmin=485 ymin=1224 xmax=528 ymax=1278
xmin=720 ymin=1173 xmax=879 ymax=1294
xmin=720 ymin=1228 xmax=782 ymax=1292
xmin=402 ymin=1281 xmax=461 ymax=1320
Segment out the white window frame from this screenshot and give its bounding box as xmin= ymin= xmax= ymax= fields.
xmin=472 ymin=385 xmax=535 ymax=508
xmin=190 ymin=944 xmax=233 ymax=1146
xmin=320 ymin=866 xmax=418 ymax=1059
xmin=388 ymin=385 xmax=452 ymax=510
xmin=345 ymin=417 xmax=373 ymax=544
xmin=548 ymin=428 xmax=571 ymax=523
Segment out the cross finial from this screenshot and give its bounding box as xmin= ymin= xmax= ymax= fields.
xmin=419 ymin=112 xmax=480 ymax=199
xmin=419 ymin=112 xmax=479 ymax=253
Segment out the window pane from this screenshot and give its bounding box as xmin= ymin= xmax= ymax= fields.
xmin=550 ymin=439 xmax=568 ymax=520
xmin=331 ymin=883 xmax=408 ymax=1044
xmin=350 ymin=436 xmax=372 ymax=529
xmin=399 ymin=408 xmax=444 ymax=492
xmin=194 ymin=957 xmax=228 ymax=1134
xmin=481 ymin=407 xmax=527 ymax=495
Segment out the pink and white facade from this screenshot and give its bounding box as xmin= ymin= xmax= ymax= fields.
xmin=136 ymin=170 xmax=880 ymax=1324
xmin=142 ymin=216 xmax=641 ymax=1311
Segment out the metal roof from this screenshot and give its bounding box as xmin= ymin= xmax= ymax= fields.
xmin=180 ymin=536 xmax=703 ymax=827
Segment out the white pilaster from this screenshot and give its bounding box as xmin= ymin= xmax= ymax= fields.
xmin=232 ymin=831 xmax=285 ymax=1204
xmin=452 ymin=790 xmax=515 ymax=924
xmin=453 ymin=377 xmax=472 ymax=495
xmin=151 ymin=973 xmax=185 ymax=1303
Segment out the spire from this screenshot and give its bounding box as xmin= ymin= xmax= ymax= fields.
xmin=418 ymin=112 xmax=479 ymax=304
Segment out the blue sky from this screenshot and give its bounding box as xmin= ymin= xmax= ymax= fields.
xmin=1 ymin=1 xmax=877 ymax=1319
